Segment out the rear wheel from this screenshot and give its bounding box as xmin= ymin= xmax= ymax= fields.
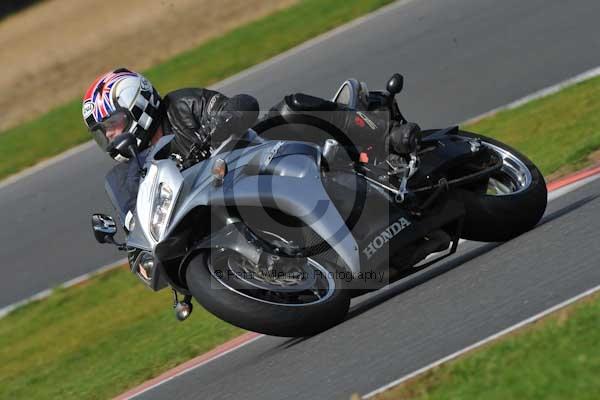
xmin=185 ymin=245 xmax=351 ymax=337
xmin=455 ymin=131 xmax=547 ymax=242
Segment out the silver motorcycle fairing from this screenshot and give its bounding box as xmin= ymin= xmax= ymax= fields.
xmin=124 ymin=134 xmax=263 ymax=252
xmin=126 ymin=212 xmax=153 ymax=251
xmin=163 ymin=140 xmax=361 ymax=274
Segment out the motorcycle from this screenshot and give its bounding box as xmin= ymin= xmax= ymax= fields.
xmin=92 ymin=73 xmax=547 ymax=337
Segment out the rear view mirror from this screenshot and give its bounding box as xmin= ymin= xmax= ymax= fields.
xmin=91 ymin=213 xmax=118 ymax=244
xmin=386 ymin=73 xmax=404 ymax=95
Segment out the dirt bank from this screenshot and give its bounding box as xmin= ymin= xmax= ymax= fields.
xmin=0 ymin=0 xmax=297 ymax=132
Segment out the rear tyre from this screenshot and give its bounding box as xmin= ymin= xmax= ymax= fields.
xmin=186 ymin=251 xmax=351 ymax=337
xmin=455 ymin=131 xmax=547 ymax=242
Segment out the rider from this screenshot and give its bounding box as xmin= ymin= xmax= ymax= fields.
xmin=83 ymin=68 xmax=419 ymax=223
xmin=82 ymin=68 xmax=259 ymax=222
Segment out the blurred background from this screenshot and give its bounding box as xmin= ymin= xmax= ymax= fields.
xmin=0 ymin=0 xmax=295 ymax=132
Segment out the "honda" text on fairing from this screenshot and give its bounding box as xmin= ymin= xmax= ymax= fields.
xmin=362 ymin=217 xmax=411 ymax=259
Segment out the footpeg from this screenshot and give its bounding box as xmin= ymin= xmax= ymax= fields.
xmin=172 ymin=289 xmax=193 ymax=321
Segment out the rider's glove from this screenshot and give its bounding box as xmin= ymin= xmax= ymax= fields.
xmin=203 ymin=111 xmax=236 ymax=144
xmin=208 ymin=94 xmax=259 ymax=144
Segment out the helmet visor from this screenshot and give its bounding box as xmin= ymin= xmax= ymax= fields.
xmin=90 ymin=111 xmax=132 ymax=152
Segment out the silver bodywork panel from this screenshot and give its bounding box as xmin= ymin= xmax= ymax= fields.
xmin=128 ymin=134 xmax=361 ymax=273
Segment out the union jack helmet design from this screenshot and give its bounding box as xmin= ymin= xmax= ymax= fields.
xmin=82 ymin=68 xmax=162 ymax=161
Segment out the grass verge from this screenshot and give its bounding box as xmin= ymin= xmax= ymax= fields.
xmin=371 ymin=291 xmax=600 ymax=400
xmin=0 ymin=266 xmax=244 ymax=400
xmin=465 ymin=75 xmax=600 ymax=177
xmin=0 ymin=0 xmax=394 ymax=181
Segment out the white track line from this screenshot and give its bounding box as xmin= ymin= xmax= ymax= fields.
xmin=548 ymin=172 xmax=600 ymax=202
xmin=362 ymin=283 xmax=600 ymax=399
xmin=0 ymin=258 xmax=126 ymax=319
xmin=463 ymin=66 xmax=600 ymax=124
xmin=126 ymin=334 xmax=265 ymax=400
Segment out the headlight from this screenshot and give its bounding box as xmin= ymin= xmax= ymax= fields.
xmin=150 ymin=182 xmax=173 ymax=241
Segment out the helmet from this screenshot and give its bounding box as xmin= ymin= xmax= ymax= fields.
xmin=82 ymin=68 xmax=162 ymax=161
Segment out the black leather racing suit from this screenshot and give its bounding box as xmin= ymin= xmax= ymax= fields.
xmin=162 ymin=88 xmax=259 ymax=159
xmin=105 ymin=88 xmax=259 ymax=223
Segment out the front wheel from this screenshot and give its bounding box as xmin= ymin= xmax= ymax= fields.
xmin=455 ymin=131 xmax=547 ymax=242
xmin=185 ymin=250 xmax=351 ymax=337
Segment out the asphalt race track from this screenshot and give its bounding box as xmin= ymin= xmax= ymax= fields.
xmin=2 ymin=0 xmax=600 ymax=398
xmin=1 ymin=0 xmax=600 ymax=307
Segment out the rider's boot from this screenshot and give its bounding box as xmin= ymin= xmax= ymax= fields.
xmin=385 ymin=122 xmax=422 ymax=156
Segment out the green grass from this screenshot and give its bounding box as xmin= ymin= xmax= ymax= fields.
xmin=0 ymin=267 xmax=244 ymax=400
xmin=465 ymin=75 xmax=600 ymax=177
xmin=0 ymin=0 xmax=394 ymax=180
xmin=373 ymin=292 xmax=600 ymax=400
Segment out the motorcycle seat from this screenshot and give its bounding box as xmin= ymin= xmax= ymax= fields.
xmin=285 ymin=93 xmax=340 ymax=112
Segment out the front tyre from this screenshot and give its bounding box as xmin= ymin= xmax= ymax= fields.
xmin=186 ymin=251 xmax=351 ymax=337
xmin=456 ymin=131 xmax=547 ymax=242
